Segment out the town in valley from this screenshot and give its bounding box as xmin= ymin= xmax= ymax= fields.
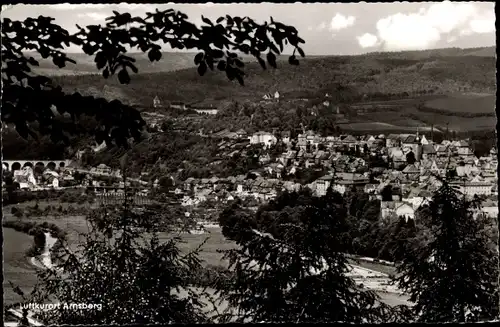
xmin=2 ymin=1 xmax=498 ymax=325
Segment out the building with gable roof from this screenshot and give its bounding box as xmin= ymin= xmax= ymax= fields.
xmin=380 ymin=201 xmax=415 ymax=221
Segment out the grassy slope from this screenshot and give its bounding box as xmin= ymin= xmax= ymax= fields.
xmin=3 ymin=228 xmax=38 ymax=305
xmin=4 ymin=202 xmax=409 ymax=310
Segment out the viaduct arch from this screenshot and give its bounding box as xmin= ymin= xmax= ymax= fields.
xmin=2 ymin=160 xmax=73 ymax=172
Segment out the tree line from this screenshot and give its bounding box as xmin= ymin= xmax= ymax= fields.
xmin=6 ymin=177 xmax=495 ymax=324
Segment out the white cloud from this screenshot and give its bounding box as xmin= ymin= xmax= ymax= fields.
xmin=469 ymin=12 xmax=495 ymax=34
xmin=77 ymin=12 xmax=109 ymax=21
xmin=424 ymin=1 xmax=476 ymax=33
xmin=376 ymin=13 xmax=441 ymax=50
xmin=329 ymin=13 xmax=355 ymax=31
xmin=49 ymin=3 xmax=159 ymax=12
xmin=49 ymin=4 xmax=110 ymax=10
xmin=459 ymin=29 xmax=474 ymax=37
xmin=316 ymin=21 xmax=327 ymax=31
xmin=357 ymin=33 xmax=378 ymax=48
xmin=372 ymin=1 xmax=494 ymax=51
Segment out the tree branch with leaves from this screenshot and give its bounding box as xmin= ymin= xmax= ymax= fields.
xmin=2 ymin=9 xmax=305 ymax=147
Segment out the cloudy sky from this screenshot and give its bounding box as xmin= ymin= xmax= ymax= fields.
xmin=2 ymin=1 xmax=495 ymax=55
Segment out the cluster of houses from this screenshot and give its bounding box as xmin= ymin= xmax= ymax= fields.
xmin=3 ymin=162 xmax=131 ymax=193
xmin=3 ymin=165 xmax=78 ymax=191
xmin=152 ymin=96 xmax=220 ymax=115
xmin=171 ymin=128 xmax=498 ymax=221
xmin=5 ymin=126 xmax=496 ymax=223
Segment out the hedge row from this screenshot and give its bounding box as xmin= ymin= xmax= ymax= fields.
xmin=22 ymin=203 xmax=91 ymax=218
xmin=3 ymin=220 xmax=67 ymax=242
xmin=417 ymin=105 xmax=495 ymax=118
xmin=4 ymin=220 xmax=69 ymax=261
xmin=3 ymin=189 xmax=94 ymax=206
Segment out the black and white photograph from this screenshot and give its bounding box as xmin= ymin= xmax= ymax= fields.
xmin=2 ymin=1 xmax=498 ymax=325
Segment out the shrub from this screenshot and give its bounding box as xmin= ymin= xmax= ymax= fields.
xmin=13 ymin=207 xmax=24 ymax=218
xmin=26 ymin=244 xmax=42 ymax=257
xmin=33 ymin=230 xmax=46 ymax=248
xmin=49 ymin=223 xmax=59 ymax=231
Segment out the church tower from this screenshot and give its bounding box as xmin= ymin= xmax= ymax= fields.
xmin=415 ymin=127 xmax=423 ymax=161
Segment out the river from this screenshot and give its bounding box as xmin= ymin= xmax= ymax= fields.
xmin=4 ymin=224 xmax=411 ymax=311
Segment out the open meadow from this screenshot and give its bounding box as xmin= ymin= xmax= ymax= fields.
xmin=3 ymin=229 xmax=39 ymax=305
xmin=3 ymin=206 xmax=410 ymax=310
xmin=342 ymin=93 xmax=496 ymax=133
xmin=341 ymin=122 xmax=429 ymax=133
xmin=424 ymin=93 xmax=495 ymax=114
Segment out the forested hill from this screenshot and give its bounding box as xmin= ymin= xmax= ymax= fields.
xmin=30 ymin=51 xmax=198 ymax=76
xmin=31 ymin=46 xmax=495 ymax=76
xmin=363 ymin=46 xmax=495 ymax=59
xmin=49 ymin=47 xmax=495 ymax=107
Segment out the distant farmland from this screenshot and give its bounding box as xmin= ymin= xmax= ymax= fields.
xmin=343 ymin=93 xmax=496 ymax=134
xmin=340 ymin=122 xmax=436 ymax=133
xmin=408 ymin=111 xmax=496 ymax=132
xmin=424 ymin=93 xmax=495 ymax=114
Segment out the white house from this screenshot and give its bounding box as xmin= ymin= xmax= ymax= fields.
xmin=153 ymin=95 xmax=161 ymax=108
xmin=170 ymin=102 xmax=187 ymax=110
xmin=51 ymin=177 xmax=60 ymax=188
xmin=457 ymin=140 xmax=471 ymax=155
xmin=480 ymin=202 xmax=498 ymax=218
xmin=396 ymin=202 xmax=415 ymax=221
xmin=315 ymin=175 xmax=333 ymax=196
xmin=451 ymin=176 xmax=493 ymax=197
xmin=95 ymin=164 xmax=112 ymax=175
xmin=194 ymin=109 xmax=218 ymax=115
xmin=249 ymin=131 xmax=277 ymax=147
xmin=281 ymin=131 xmax=291 ymax=144
xmin=403 ymin=196 xmax=431 ymax=210
xmin=14 ymin=167 xmax=37 ymax=187
xmin=381 ymin=201 xmax=415 ymax=221
xmin=262 ymin=91 xmax=280 ymax=100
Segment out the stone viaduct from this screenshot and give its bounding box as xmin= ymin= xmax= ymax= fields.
xmin=2 ymin=160 xmax=73 ymax=172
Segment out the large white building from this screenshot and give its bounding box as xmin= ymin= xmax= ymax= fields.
xmin=451 ymin=178 xmax=494 ymax=197
xmin=249 ymin=131 xmax=277 ymax=147
xmin=381 ymin=201 xmax=415 ymax=221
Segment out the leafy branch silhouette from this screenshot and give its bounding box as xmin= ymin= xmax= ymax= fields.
xmin=2 ymin=10 xmax=305 ymax=147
